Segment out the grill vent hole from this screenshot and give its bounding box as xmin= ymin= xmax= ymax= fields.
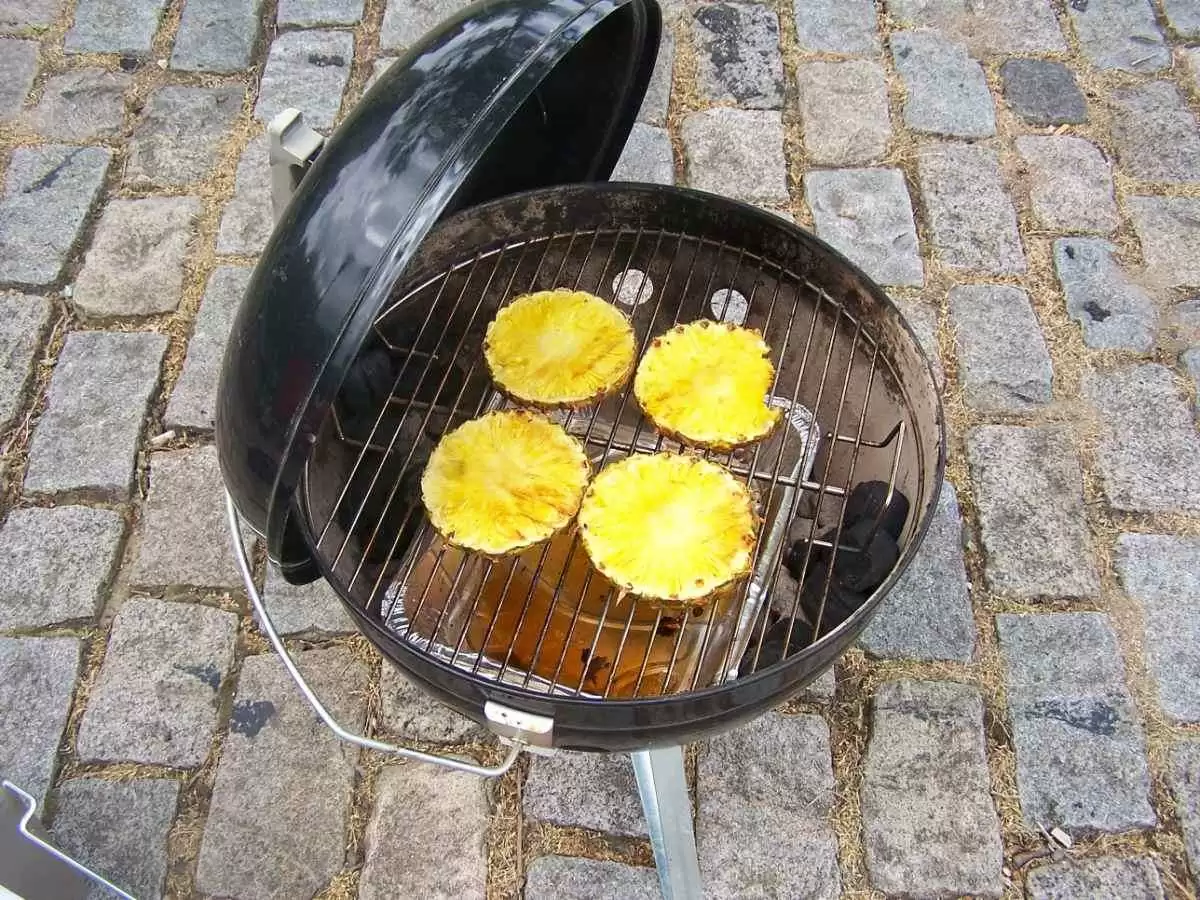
xmin=710 ymin=288 xmax=748 ymax=325
xmin=612 ymin=269 xmax=653 ymax=306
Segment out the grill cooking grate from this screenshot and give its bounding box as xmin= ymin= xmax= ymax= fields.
xmin=301 ymin=225 xmax=911 ymax=699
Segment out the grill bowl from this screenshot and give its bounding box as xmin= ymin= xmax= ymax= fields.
xmin=294 ymin=182 xmax=944 ymax=751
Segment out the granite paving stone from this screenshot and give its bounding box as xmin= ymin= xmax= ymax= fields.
xmin=52 ymin=778 xmax=179 ymax=900
xmin=217 ymin=135 xmax=272 ymax=256
xmin=171 ymin=0 xmax=264 ymax=73
xmin=862 ymin=680 xmax=1003 ymax=897
xmin=66 ymin=0 xmax=166 ymax=54
xmin=0 ymin=0 xmax=62 ymax=31
xmin=255 ymin=29 xmax=353 ymax=130
xmin=795 ymin=60 xmax=890 ymax=166
xmin=196 ymin=648 xmax=367 ymax=900
xmin=525 ymin=752 xmax=647 ymax=837
xmin=0 ymin=39 xmax=38 ymax=120
xmin=638 ymin=33 xmax=674 ymax=126
xmin=368 ymin=57 xmax=396 ymax=89
xmin=1185 ymin=348 xmax=1200 ymax=413
xmin=1169 ymin=741 xmax=1200 ymax=876
xmin=950 ymin=284 xmax=1053 ymax=413
xmin=1054 ymin=238 xmax=1158 ymax=352
xmin=380 ymin=0 xmax=468 ymax=50
xmin=126 ymin=85 xmax=243 ymax=188
xmin=1111 ymin=81 xmax=1200 ymax=184
xmin=0 ymin=145 xmax=110 ymax=288
xmin=966 ymin=426 xmax=1099 ymax=599
xmin=380 ymin=665 xmax=485 ymax=743
xmin=358 ymin=763 xmax=490 ymax=900
xmin=277 ymin=0 xmax=365 ymax=26
xmin=73 ymin=197 xmax=200 ymax=317
xmin=0 ymin=637 xmax=80 ymax=807
xmin=1017 ymin=136 xmax=1118 ymax=234
xmin=1084 ymin=364 xmax=1200 ymax=514
xmin=793 ymin=0 xmax=879 ymax=54
xmin=1164 ymin=0 xmax=1200 ymax=36
xmin=1128 ymin=197 xmax=1200 ymax=287
xmin=166 ymin=266 xmax=251 ymax=430
xmin=0 ymin=507 xmax=125 ymax=630
xmin=887 ymin=0 xmax=1065 ymax=53
xmin=610 ymin=123 xmax=674 ymax=185
xmin=804 ymin=168 xmax=923 ymax=287
xmin=1186 ymin=47 xmax=1200 ymax=91
xmin=1001 ymin=59 xmax=1088 ymax=126
xmin=698 ymin=713 xmax=841 ymax=899
xmin=1115 ymin=535 xmax=1200 ymax=723
xmin=77 ymin=599 xmax=237 ymax=767
xmin=681 ymin=108 xmax=788 ymax=205
xmin=1167 ymin=297 xmax=1200 ymax=343
xmin=891 ymin=31 xmax=994 ymax=139
xmin=128 ymin=446 xmax=249 ymax=588
xmin=0 ymin=293 xmax=50 ymax=432
xmin=1026 ymin=858 xmax=1165 ymax=900
xmin=692 ymin=2 xmax=783 ymax=109
xmin=1068 ymin=0 xmax=1170 ymax=73
xmin=525 ymin=857 xmax=658 ymax=900
xmin=24 ymin=331 xmax=166 ymax=498
xmin=917 ymin=142 xmax=1026 ymax=275
xmin=860 ymin=482 xmax=975 ymax=662
xmin=894 ymin=296 xmax=945 ymax=389
xmin=798 ymin=667 xmax=836 ymax=703
xmin=24 ymin=69 xmax=129 ymax=141
xmin=997 ymin=612 xmax=1156 ymax=833
xmin=258 ymin=565 xmax=355 ymax=637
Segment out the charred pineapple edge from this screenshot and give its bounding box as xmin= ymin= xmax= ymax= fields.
xmin=419 ymin=409 xmax=594 ymax=558
xmin=633 ymin=320 xmax=784 ymax=452
xmin=576 ymin=452 xmax=763 ymax=609
xmin=482 ymin=287 xmax=638 ymax=410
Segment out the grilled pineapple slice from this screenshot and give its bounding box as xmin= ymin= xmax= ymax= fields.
xmin=578 ymin=453 xmax=758 ymax=607
xmin=421 ymin=410 xmax=591 ymax=555
xmin=634 ymin=320 xmax=781 ymax=451
xmin=484 ymin=289 xmax=637 ymax=408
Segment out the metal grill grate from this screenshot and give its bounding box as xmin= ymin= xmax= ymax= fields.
xmin=301 ymin=225 xmax=910 ymax=700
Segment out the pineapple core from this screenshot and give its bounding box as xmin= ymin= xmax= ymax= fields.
xmin=579 ymin=453 xmax=758 ymax=606
xmin=421 ymin=410 xmax=591 ymax=555
xmin=634 ymin=319 xmax=781 ymax=451
xmin=484 ymin=289 xmax=637 ymax=408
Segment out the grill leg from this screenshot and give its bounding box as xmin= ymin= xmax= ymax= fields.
xmin=631 ymin=746 xmax=703 ymax=900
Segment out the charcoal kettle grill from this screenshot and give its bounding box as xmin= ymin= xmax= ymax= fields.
xmin=216 ymin=0 xmax=945 ymax=895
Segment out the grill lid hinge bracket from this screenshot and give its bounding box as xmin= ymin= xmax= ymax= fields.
xmin=267 ymin=108 xmax=326 ymax=222
xmin=485 ymin=701 xmax=555 ymax=753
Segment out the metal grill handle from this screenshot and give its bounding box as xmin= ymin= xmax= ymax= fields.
xmin=224 ymin=492 xmax=527 ymax=777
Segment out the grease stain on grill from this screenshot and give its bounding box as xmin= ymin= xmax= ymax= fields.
xmin=230 ymin=699 xmax=277 ymax=737
xmin=1026 ymin=698 xmax=1119 ymax=736
xmin=176 ymin=662 xmax=221 ymax=691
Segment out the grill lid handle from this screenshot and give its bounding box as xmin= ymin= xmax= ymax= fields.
xmin=225 ymin=491 xmax=537 ymax=777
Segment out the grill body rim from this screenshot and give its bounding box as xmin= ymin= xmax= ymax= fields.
xmin=292 ymin=182 xmax=946 ymax=751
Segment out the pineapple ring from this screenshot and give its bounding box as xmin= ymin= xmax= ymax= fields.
xmin=578 ymin=453 xmax=758 ymax=607
xmin=634 ymin=320 xmax=782 ymax=451
xmin=484 ymin=289 xmax=637 ymax=408
xmin=421 ymin=410 xmax=591 ymax=556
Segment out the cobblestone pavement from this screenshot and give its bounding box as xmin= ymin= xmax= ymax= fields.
xmin=2 ymin=0 xmax=1200 ymax=897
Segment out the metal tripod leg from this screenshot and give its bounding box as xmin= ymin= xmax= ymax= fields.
xmin=631 ymin=745 xmax=703 ymax=900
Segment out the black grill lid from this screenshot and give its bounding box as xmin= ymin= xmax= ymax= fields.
xmin=215 ymin=0 xmax=661 ymax=581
